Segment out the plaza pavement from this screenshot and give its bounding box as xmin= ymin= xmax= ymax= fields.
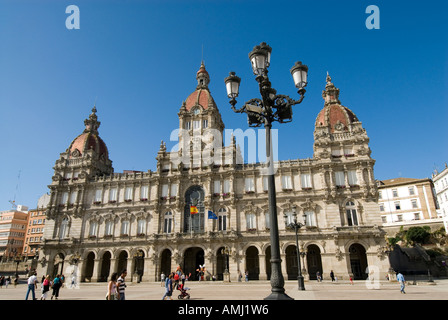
xmin=1 ymin=278 xmax=448 ymax=300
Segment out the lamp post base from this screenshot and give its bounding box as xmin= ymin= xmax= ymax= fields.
xmin=264 ymin=291 xmax=294 ymax=300
xmin=298 ymin=275 xmax=305 ymax=291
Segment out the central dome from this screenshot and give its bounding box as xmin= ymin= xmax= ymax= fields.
xmin=185 ymin=62 xmax=217 ymax=111
xmin=315 ymin=73 xmax=359 ymax=133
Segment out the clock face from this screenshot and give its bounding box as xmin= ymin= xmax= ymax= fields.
xmin=193 ymin=108 xmax=200 ymax=115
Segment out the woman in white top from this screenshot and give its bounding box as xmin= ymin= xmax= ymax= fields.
xmin=107 ymin=272 xmax=119 ymax=300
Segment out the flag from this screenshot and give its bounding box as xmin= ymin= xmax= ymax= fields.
xmin=208 ymin=210 xmax=218 ymax=219
xmin=190 ymin=205 xmax=198 ymax=214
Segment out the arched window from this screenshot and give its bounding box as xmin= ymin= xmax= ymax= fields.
xmin=218 ymin=208 xmax=227 ymax=231
xmin=59 ymin=217 xmax=69 ymax=239
xmin=345 ymin=201 xmax=359 ymax=226
xmin=164 ymin=212 xmax=173 ymax=234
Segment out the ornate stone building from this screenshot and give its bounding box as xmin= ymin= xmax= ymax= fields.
xmin=37 ymin=64 xmax=389 ymax=283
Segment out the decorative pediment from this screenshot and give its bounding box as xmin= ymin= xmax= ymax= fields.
xmin=300 ymin=198 xmax=317 ymax=211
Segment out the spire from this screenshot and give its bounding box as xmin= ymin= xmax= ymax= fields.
xmin=322 ymin=72 xmax=340 ymax=105
xmin=83 ymin=106 xmax=101 ymax=134
xmin=196 ymin=61 xmax=210 ymax=89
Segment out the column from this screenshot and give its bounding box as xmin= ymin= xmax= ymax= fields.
xmin=259 ymin=254 xmax=267 ymax=280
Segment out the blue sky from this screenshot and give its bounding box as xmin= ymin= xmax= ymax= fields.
xmin=0 ymin=0 xmax=447 ymax=210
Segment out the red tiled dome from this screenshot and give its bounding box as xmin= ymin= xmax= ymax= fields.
xmin=315 ymin=104 xmax=358 ymax=133
xmin=68 ymin=132 xmax=109 ymax=159
xmin=185 ymin=89 xmax=216 ymax=111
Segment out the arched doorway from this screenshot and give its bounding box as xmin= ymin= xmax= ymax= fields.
xmin=216 ymin=247 xmax=226 ymax=280
xmin=82 ymin=252 xmax=95 ymax=282
xmin=285 ymin=245 xmax=298 ymax=280
xmin=306 ymin=244 xmax=323 ymax=280
xmin=184 ymin=186 xmax=205 ymax=234
xmin=160 ymin=249 xmax=172 ymax=277
xmin=100 ymin=251 xmax=111 ymax=282
xmin=133 ymin=249 xmax=145 ymax=283
xmin=184 ymin=247 xmax=205 ymax=280
xmin=52 ymin=253 xmax=65 ymax=278
xmin=116 ymin=251 xmax=128 ymax=274
xmin=245 ymin=246 xmax=259 ymax=280
xmin=349 ymin=243 xmax=368 ymax=280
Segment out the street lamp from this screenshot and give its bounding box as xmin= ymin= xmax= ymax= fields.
xmin=225 ymin=42 xmax=308 ymax=300
xmin=284 ymin=205 xmax=307 ymax=290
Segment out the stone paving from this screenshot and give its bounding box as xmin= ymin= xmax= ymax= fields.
xmin=1 ymin=279 xmax=448 ymax=300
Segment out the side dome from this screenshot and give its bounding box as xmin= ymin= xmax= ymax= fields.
xmin=315 ymin=73 xmax=359 ymax=133
xmin=67 ymin=107 xmax=109 ymax=159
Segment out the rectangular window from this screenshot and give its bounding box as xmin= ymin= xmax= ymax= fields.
xmin=379 ymin=203 xmax=385 ymax=212
xmin=246 ymin=213 xmax=256 ymax=229
xmin=193 ymin=120 xmax=201 ymax=130
xmin=245 ymin=177 xmax=255 ymax=192
xmin=348 ymin=170 xmax=358 ymax=186
xmin=124 ymin=187 xmax=133 ymax=201
xmin=140 ymin=185 xmax=148 ymax=200
xmin=411 ymin=199 xmax=418 ymax=209
xmin=137 ymin=219 xmax=146 ymax=234
xmin=263 ymin=176 xmax=269 ymax=191
xmin=95 ymin=189 xmax=102 ymax=203
xmin=395 ymin=201 xmax=401 ymax=210
xmin=335 ymin=171 xmax=345 ymax=186
xmin=301 ymin=173 xmax=312 ymax=189
xmin=185 ymin=121 xmax=191 ymax=130
xmin=203 ymin=119 xmax=208 ymax=128
xmin=223 ymin=180 xmax=230 ymax=194
xmin=281 ymin=175 xmax=293 ymax=190
xmin=121 ymin=221 xmax=129 ymax=235
xmin=60 ymin=192 xmax=68 ymax=205
xmin=304 ymin=211 xmax=316 ymax=226
xmin=89 ymin=221 xmax=98 ymax=237
xmin=214 ymin=180 xmax=221 ymax=194
xmin=408 ymin=186 xmax=415 ymax=195
xmin=392 ymin=189 xmax=398 ymax=197
xmin=109 ymin=188 xmax=117 ymax=202
xmin=414 ymin=212 xmax=420 ymax=220
xmin=105 ymin=221 xmax=113 ymax=236
xmin=346 ymin=209 xmax=358 ymax=226
xmin=161 ymin=184 xmax=169 ymax=197
xmin=265 ymin=212 xmax=270 ymax=229
xmin=378 ymin=191 xmax=382 ymax=199
xmin=164 ymin=216 xmax=172 ymax=234
xmin=170 ymin=184 xmax=178 ymax=197
xmin=69 ymin=191 xmax=77 ymax=204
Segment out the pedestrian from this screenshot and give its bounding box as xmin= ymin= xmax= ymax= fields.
xmin=25 ymin=271 xmax=38 ymax=300
xmin=40 ymin=275 xmax=51 ymax=300
xmin=14 ymin=274 xmax=19 ymax=288
xmin=70 ymin=272 xmax=76 ymax=289
xmin=349 ymin=275 xmax=354 ymax=285
xmin=117 ymin=269 xmax=127 ymax=300
xmin=330 ymin=270 xmax=335 ymax=282
xmin=181 ymin=273 xmax=186 ymax=286
xmin=5 ymin=276 xmax=10 ymax=288
xmin=160 ymin=272 xmax=166 ymax=287
xmin=316 ymin=271 xmax=322 ymax=282
xmin=106 ymin=272 xmax=119 ymax=300
xmin=173 ymin=272 xmax=179 ymax=289
xmin=245 ymin=270 xmax=249 ymax=282
xmin=396 ymin=271 xmax=406 ymax=294
xmin=162 ymin=274 xmax=173 ymax=300
xmin=51 ymin=274 xmax=62 ymax=300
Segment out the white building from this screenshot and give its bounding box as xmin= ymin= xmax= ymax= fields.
xmin=377 ymin=177 xmax=442 ymax=234
xmin=432 ymin=164 xmax=448 ymax=232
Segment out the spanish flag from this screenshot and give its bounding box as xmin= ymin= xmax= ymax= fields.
xmin=190 ymin=205 xmax=198 ymax=214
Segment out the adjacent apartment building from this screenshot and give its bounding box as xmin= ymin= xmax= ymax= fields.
xmin=432 ymin=164 xmax=448 ymax=232
xmin=377 ymin=177 xmax=441 ymax=234
xmin=0 ymin=206 xmax=29 ymax=260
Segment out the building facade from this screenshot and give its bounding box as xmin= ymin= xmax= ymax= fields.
xmin=377 ymin=177 xmax=443 ymax=235
xmin=0 ymin=207 xmax=28 ymax=261
xmin=37 ymin=65 xmax=389 ymax=283
xmin=432 ymin=164 xmax=448 ymax=232
xmin=22 ymin=194 xmax=50 ymax=259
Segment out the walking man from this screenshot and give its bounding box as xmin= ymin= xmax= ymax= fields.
xmin=117 ymin=269 xmax=127 ymax=300
xmin=396 ymin=271 xmax=406 ymax=294
xmin=25 ymin=271 xmax=38 ymax=300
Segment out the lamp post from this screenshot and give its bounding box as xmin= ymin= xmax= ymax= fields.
xmin=220 ymin=247 xmax=233 ymax=282
xmin=225 ymin=42 xmax=308 ymax=300
xmin=284 ymin=205 xmax=307 ymax=290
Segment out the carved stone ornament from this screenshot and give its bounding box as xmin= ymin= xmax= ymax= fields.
xmin=71 ymin=149 xmax=81 ymax=157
